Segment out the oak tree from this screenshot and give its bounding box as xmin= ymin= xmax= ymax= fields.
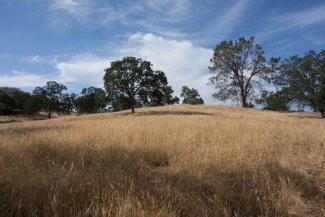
xmin=209 ymin=36 xmax=278 ymax=107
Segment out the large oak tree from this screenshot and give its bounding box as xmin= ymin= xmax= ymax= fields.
xmin=104 ymin=57 xmax=172 ymax=113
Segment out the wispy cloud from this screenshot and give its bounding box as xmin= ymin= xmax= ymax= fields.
xmin=48 ymin=0 xmax=191 ymax=32
xmin=192 ymin=0 xmax=255 ymax=44
xmin=277 ymin=4 xmax=325 ymax=29
xmin=22 ymin=55 xmax=46 ymax=63
xmin=213 ymin=0 xmax=253 ymax=38
xmin=256 ymin=4 xmax=325 ymax=41
xmin=144 ymin=0 xmax=190 ymax=21
xmin=50 ymin=0 xmax=92 ymax=22
xmin=0 ymin=53 xmax=12 ymax=59
xmin=22 ymin=55 xmax=60 ymax=64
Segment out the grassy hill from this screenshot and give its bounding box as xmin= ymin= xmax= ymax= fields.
xmin=0 ymin=105 xmax=324 ymax=217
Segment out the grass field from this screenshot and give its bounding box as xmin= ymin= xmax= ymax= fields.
xmin=0 ymin=105 xmax=324 ymax=217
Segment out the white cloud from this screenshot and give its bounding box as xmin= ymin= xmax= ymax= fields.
xmin=0 ymin=70 xmax=49 ymax=87
xmin=117 ymin=33 xmax=214 ymax=102
xmin=4 ymin=33 xmax=215 ymax=102
xmin=56 ymin=54 xmax=109 ymax=86
xmin=52 ymin=33 xmax=215 ymax=102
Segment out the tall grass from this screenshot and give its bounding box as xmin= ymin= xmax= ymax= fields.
xmin=0 ymin=105 xmax=324 ymax=216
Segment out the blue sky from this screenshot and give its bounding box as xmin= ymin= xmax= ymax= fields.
xmin=1 ymin=0 xmax=325 ymax=104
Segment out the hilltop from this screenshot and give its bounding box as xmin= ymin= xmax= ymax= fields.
xmin=0 ymin=105 xmax=324 ymax=217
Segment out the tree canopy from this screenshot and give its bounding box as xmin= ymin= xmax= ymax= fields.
xmin=75 ymin=87 xmax=107 ymax=114
xmin=180 ymin=86 xmax=204 ymax=105
xmin=273 ymin=50 xmax=325 ymax=117
xmin=209 ymin=36 xmax=278 ymax=107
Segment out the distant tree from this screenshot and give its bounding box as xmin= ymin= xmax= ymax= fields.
xmin=273 ymin=50 xmax=325 ymax=117
xmin=24 ymin=95 xmax=43 ymax=120
xmin=162 ymin=86 xmax=180 ymax=105
xmin=0 ymin=89 xmax=14 ymax=115
xmin=33 ymin=81 xmax=67 ymax=119
xmin=180 ymin=86 xmax=204 ymax=105
xmin=75 ymin=87 xmax=107 ymax=114
xmin=0 ymin=87 xmax=30 ymax=114
xmin=60 ymin=93 xmax=78 ymax=114
xmin=256 ymin=90 xmax=290 ymax=111
xmin=209 ymin=36 xmax=279 ymax=107
xmin=104 ymin=57 xmax=170 ymax=113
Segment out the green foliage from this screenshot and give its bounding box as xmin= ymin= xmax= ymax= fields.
xmin=273 ymin=50 xmax=325 ymax=117
xmin=60 ymin=93 xmax=78 ymax=114
xmin=180 ymin=86 xmax=204 ymax=105
xmin=0 ymin=87 xmax=30 ymax=115
xmin=256 ymin=90 xmax=290 ymax=111
xmin=209 ymin=36 xmax=279 ymax=107
xmin=23 ymin=95 xmax=43 ymax=120
xmin=162 ymin=86 xmax=180 ymax=105
xmin=110 ymin=94 xmax=133 ymax=112
xmin=75 ymin=87 xmax=107 ymax=114
xmin=104 ymin=57 xmax=172 ymax=112
xmin=33 ymin=81 xmax=67 ymax=119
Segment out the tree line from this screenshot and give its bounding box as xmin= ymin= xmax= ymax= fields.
xmin=0 ymin=58 xmax=204 ymax=119
xmin=1 ymin=37 xmax=324 ymax=118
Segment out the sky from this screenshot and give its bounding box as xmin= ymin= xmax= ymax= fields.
xmin=0 ymin=0 xmax=325 ymax=104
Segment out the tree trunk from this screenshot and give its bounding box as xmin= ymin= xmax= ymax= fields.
xmin=48 ymin=109 xmax=52 ymax=119
xmin=240 ymin=86 xmax=247 ymax=108
xmin=241 ymin=94 xmax=247 ymax=108
xmin=131 ymin=106 xmax=135 ymax=113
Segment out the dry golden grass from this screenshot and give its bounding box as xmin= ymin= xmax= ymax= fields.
xmin=0 ymin=105 xmax=324 ymax=217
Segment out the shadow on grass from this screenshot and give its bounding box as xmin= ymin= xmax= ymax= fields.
xmin=119 ymin=110 xmax=214 ymax=116
xmin=0 ymin=126 xmax=71 ymax=138
xmin=0 ymin=144 xmax=323 ymax=217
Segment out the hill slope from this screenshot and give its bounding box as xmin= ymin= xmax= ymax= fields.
xmin=0 ymin=105 xmax=324 ymax=217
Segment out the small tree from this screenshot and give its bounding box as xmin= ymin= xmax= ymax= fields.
xmin=180 ymin=86 xmax=204 ymax=105
xmin=104 ymin=57 xmax=169 ymax=113
xmin=33 ymin=81 xmax=67 ymax=119
xmin=162 ymin=86 xmax=180 ymax=105
xmin=209 ymin=36 xmax=278 ymax=107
